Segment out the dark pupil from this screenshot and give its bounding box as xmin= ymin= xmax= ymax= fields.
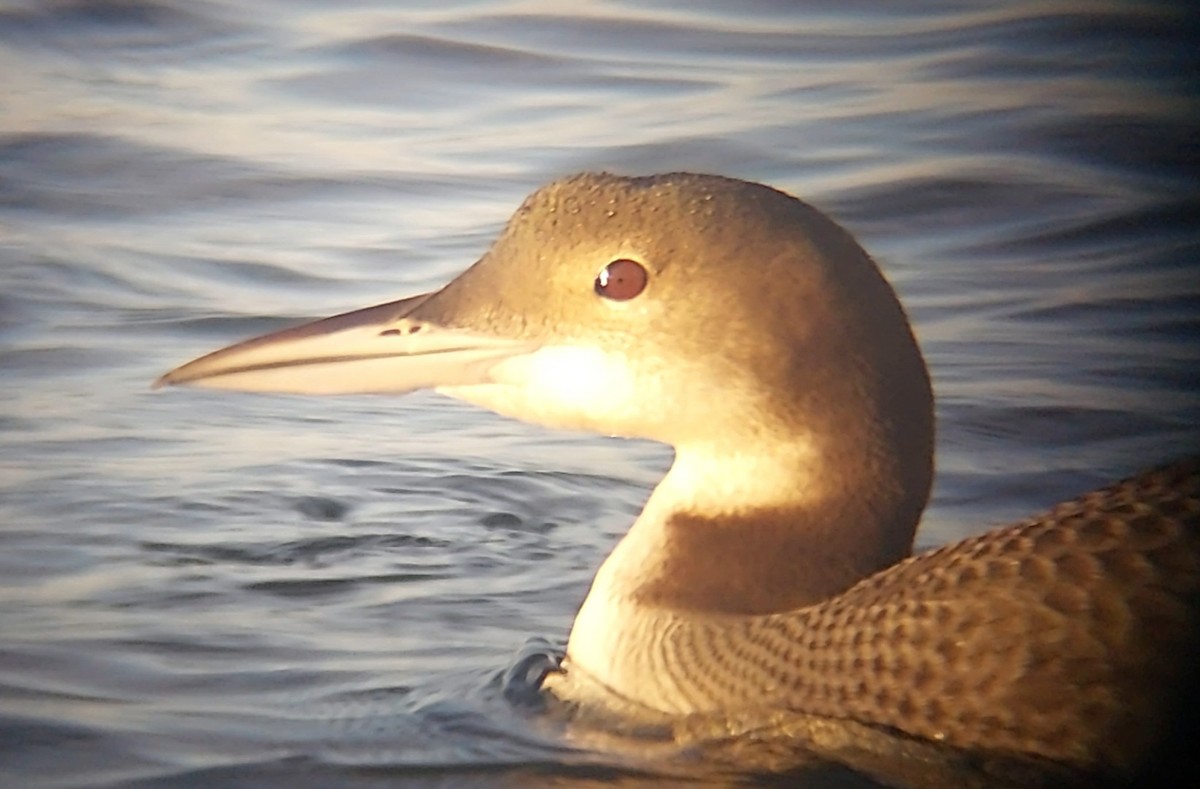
xmin=595 ymin=259 xmax=648 ymax=301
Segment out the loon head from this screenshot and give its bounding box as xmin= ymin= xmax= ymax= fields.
xmin=159 ymin=172 xmax=933 ymax=607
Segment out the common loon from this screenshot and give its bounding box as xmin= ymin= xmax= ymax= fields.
xmin=157 ymin=172 xmax=1199 ymax=784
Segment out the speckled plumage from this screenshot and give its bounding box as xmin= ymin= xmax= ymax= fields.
xmin=600 ymin=458 xmax=1200 ymax=776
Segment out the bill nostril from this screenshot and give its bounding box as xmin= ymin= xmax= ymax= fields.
xmin=380 ymin=322 xmax=423 ymax=337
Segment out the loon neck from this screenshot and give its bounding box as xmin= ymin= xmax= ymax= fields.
xmin=591 ymin=440 xmax=924 ymax=616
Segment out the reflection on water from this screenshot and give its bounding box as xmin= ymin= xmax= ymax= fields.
xmin=1 ymin=1 xmax=1198 ymax=786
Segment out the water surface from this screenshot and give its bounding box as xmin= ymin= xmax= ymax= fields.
xmin=2 ymin=1 xmax=1198 ymax=786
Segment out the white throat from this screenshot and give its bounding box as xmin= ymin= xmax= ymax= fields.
xmin=551 ymin=440 xmax=822 ymax=712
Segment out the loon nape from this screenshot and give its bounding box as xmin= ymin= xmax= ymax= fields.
xmin=157 ymin=172 xmax=1200 ymax=784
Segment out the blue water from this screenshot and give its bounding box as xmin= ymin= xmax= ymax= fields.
xmin=1 ymin=2 xmax=1198 ymax=786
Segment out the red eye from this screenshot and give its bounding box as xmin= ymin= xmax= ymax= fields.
xmin=594 ymin=259 xmax=648 ymax=301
